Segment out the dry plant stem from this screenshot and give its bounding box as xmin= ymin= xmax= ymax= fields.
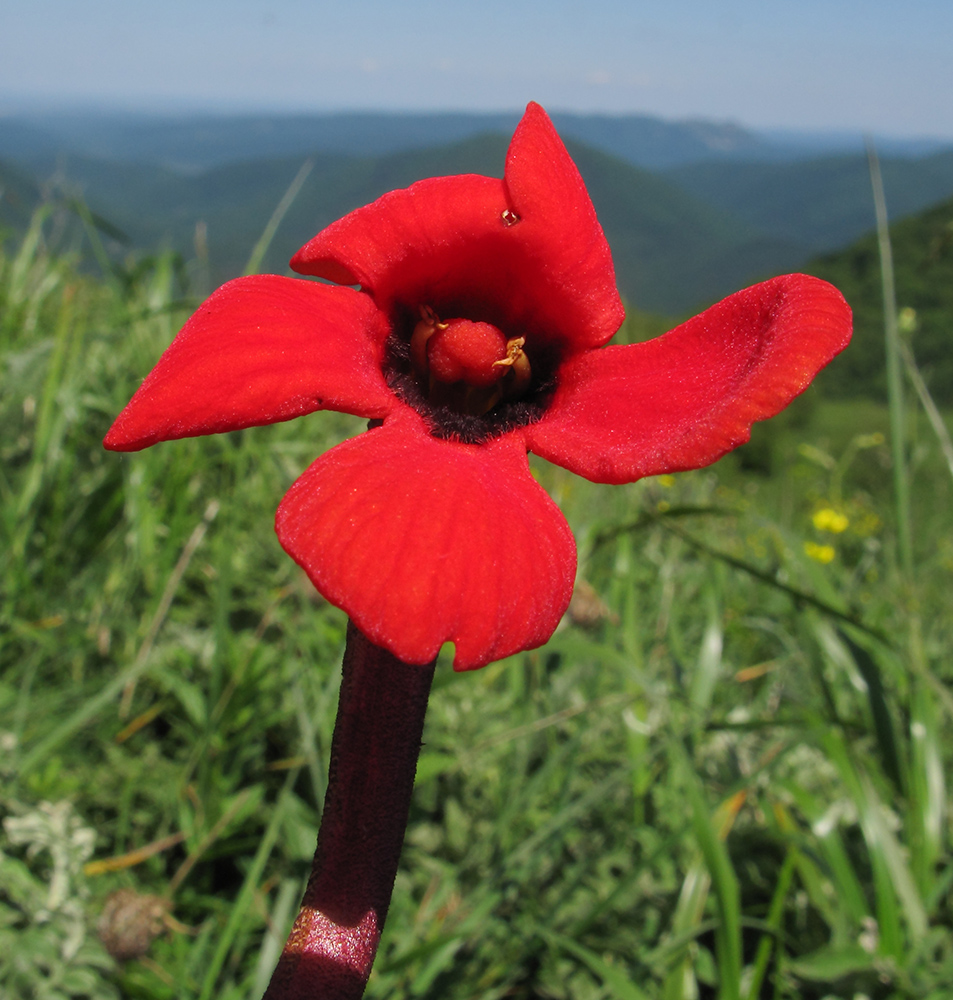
xmin=263 ymin=621 xmax=436 ymax=1000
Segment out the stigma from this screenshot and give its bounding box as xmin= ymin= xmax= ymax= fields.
xmin=409 ymin=307 xmax=532 ymax=416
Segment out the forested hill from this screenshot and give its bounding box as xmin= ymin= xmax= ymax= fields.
xmin=805 ymin=195 xmax=953 ymax=403
xmin=0 ymin=109 xmax=813 ymax=172
xmin=666 ymin=149 xmax=953 ymax=256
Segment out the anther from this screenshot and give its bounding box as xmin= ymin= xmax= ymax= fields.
xmin=410 ymin=305 xmax=447 ymax=375
xmin=406 ymin=309 xmax=533 ymax=418
xmin=493 ymin=337 xmax=532 ymax=397
xmin=501 ymin=209 xmax=521 ymax=227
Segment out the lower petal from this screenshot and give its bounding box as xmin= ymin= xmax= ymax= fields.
xmin=275 ymin=413 xmax=576 ymax=670
xmin=527 ymin=274 xmax=852 ymax=484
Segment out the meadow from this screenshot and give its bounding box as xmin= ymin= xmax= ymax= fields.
xmin=1 ymin=202 xmax=952 ymax=1000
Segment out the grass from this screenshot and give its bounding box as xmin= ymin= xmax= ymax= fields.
xmin=2 ymin=207 xmax=952 ymax=1000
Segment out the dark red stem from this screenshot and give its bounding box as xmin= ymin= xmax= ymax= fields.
xmin=262 ymin=621 xmax=436 ymax=1000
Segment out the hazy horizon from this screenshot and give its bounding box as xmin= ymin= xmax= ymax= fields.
xmin=3 ymin=0 xmax=952 ymax=140
xmin=2 ymin=99 xmax=950 ymax=147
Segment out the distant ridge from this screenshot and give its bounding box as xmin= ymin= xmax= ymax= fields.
xmin=3 ymin=108 xmax=948 ymax=174
xmin=666 ymin=150 xmax=953 ymax=255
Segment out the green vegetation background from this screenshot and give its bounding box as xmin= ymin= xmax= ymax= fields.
xmin=1 ymin=177 xmax=952 ymax=1000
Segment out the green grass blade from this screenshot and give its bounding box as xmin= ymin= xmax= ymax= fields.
xmin=198 ymin=768 xmax=300 ymax=1000
xmin=840 ymin=631 xmax=905 ymax=794
xmin=689 ymin=587 xmax=723 ymax=713
xmin=867 ymin=140 xmax=913 ymax=576
xmin=251 ymin=878 xmax=303 ymax=999
xmin=543 ymin=929 xmax=650 ymax=1000
xmin=678 ymin=749 xmax=743 ymax=1000
xmin=897 ymin=334 xmax=953 ymax=483
xmin=745 ymin=848 xmax=796 ymax=1000
xmin=909 ymin=677 xmax=945 ymax=894
xmin=243 ymin=158 xmax=314 ymax=276
xmin=821 ymin=731 xmax=928 ymax=954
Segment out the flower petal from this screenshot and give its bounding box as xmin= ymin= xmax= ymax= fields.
xmin=502 ymin=102 xmax=625 ymax=350
xmin=291 ymin=104 xmax=623 ymax=353
xmin=292 ymin=172 xmax=506 ymax=312
xmin=526 ymin=274 xmax=852 ymax=484
xmin=275 ymin=411 xmax=576 ymax=670
xmin=104 ymin=276 xmax=393 ymax=451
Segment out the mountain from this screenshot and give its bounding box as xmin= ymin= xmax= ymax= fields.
xmin=1 ymin=133 xmax=799 ymax=315
xmin=0 ymin=111 xmax=523 ymax=173
xmin=4 ymin=108 xmax=948 ymax=175
xmin=563 ymin=142 xmax=797 ymax=314
xmin=758 ymin=127 xmax=951 ymax=160
xmin=666 ymin=150 xmax=953 ymax=257
xmin=803 ymin=195 xmax=953 ymax=403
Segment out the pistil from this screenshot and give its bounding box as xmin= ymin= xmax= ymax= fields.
xmin=408 ymin=306 xmax=532 ymax=417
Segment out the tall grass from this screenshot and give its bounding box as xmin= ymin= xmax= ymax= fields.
xmin=2 ymin=208 xmax=952 ymax=1000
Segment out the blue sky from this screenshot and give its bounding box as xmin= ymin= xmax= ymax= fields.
xmin=2 ymin=0 xmax=951 ymax=137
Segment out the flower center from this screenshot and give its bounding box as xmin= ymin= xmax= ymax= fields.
xmin=409 ymin=307 xmax=532 ymax=417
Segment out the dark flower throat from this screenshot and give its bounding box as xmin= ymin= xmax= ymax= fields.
xmin=384 ymin=305 xmax=554 ymax=444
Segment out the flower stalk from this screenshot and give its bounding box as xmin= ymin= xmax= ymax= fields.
xmin=262 ymin=622 xmax=436 ymax=1000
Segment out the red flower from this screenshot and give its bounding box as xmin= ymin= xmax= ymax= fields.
xmin=104 ymin=103 xmax=851 ymax=671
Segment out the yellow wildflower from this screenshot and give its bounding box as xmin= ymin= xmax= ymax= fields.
xmin=804 ymin=542 xmax=836 ymax=564
xmin=812 ymin=508 xmax=849 ymax=533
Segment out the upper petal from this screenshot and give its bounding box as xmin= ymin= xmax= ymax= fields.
xmin=501 ymin=102 xmax=625 ymax=350
xmin=526 ymin=274 xmax=852 ymax=484
xmin=291 ymin=103 xmax=623 ymax=353
xmin=275 ymin=411 xmax=576 ymax=670
xmin=104 ymin=275 xmax=394 ymax=451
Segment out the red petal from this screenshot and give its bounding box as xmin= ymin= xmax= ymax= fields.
xmin=291 ymin=104 xmax=623 ymax=353
xmin=292 ymin=173 xmax=505 ymax=311
xmin=502 ymin=102 xmax=625 ymax=350
xmin=526 ymin=274 xmax=852 ymax=484
xmin=275 ymin=411 xmax=576 ymax=670
xmin=104 ymin=276 xmax=393 ymax=451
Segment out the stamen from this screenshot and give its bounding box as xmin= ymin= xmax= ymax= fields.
xmin=492 ymin=336 xmax=525 ymax=368
xmin=409 ymin=306 xmax=447 ymax=375
xmin=405 ymin=307 xmax=533 ymax=421
xmin=501 ymin=209 xmax=521 ymax=227
xmin=493 ymin=337 xmax=532 ymax=398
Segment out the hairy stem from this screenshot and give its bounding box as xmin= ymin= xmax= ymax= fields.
xmin=262 ymin=621 xmax=436 ymax=999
